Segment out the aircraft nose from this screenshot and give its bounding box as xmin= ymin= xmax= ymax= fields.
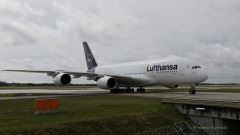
xmin=203 ymin=72 xmax=208 ymax=81
xmin=201 ymin=69 xmax=208 ymax=82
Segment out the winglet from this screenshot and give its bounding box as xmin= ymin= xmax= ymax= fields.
xmin=83 ymin=42 xmax=98 ymax=72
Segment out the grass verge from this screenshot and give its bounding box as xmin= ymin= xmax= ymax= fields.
xmin=0 ymin=94 xmax=187 ymax=134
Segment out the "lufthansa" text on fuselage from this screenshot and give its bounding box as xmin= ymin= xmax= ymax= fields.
xmin=147 ymin=65 xmax=178 ymax=71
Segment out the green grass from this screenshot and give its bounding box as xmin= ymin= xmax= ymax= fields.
xmin=0 ymin=94 xmax=187 ymax=134
xmin=2 ymin=85 xmax=239 ymax=134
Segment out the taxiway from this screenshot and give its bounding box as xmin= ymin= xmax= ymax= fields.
xmin=1 ymin=88 xmax=240 ymax=101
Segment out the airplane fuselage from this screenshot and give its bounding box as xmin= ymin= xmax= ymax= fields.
xmin=96 ymin=59 xmax=208 ymax=87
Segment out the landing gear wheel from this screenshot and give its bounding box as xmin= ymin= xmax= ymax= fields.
xmin=189 ymin=90 xmax=196 ymax=94
xmin=137 ymin=88 xmax=145 ymax=93
xmin=131 ymin=88 xmax=134 ymax=93
xmin=189 ymin=84 xmax=196 ymax=94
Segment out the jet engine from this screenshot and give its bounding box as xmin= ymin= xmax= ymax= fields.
xmin=97 ymin=76 xmax=116 ymax=89
xmin=53 ymin=73 xmax=71 ymax=86
xmin=164 ymin=85 xmax=179 ymax=88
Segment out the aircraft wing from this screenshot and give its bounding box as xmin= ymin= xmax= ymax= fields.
xmin=2 ymin=70 xmax=150 ymax=84
xmin=66 ymin=72 xmax=150 ymax=84
xmin=2 ymin=70 xmax=98 ymax=77
xmin=2 ymin=70 xmax=56 ymax=76
xmin=2 ymin=70 xmax=55 ymax=73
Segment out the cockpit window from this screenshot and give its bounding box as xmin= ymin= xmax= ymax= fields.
xmin=192 ymin=66 xmax=201 ymax=69
xmin=192 ymin=66 xmax=197 ymax=69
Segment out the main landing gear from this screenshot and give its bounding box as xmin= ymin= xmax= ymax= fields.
xmin=137 ymin=87 xmax=145 ymax=93
xmin=189 ymin=85 xmax=196 ymax=94
xmin=110 ymin=87 xmax=145 ymax=93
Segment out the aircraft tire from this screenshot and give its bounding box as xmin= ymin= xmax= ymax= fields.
xmin=193 ymin=90 xmax=196 ymax=94
xmin=189 ymin=90 xmax=192 ymax=94
xmin=189 ymin=90 xmax=196 ymax=94
xmin=137 ymin=88 xmax=145 ymax=93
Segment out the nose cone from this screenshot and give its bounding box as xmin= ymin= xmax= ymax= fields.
xmin=200 ymin=68 xmax=208 ymax=82
xmin=202 ymin=72 xmax=208 ymax=82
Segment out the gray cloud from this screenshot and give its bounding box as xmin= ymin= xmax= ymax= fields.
xmin=0 ymin=0 xmax=240 ymax=84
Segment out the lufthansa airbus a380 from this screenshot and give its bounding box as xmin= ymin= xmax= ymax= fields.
xmin=2 ymin=42 xmax=208 ymax=94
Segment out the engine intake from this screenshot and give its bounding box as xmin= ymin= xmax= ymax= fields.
xmin=53 ymin=73 xmax=71 ymax=86
xmin=97 ymin=76 xmax=116 ymax=89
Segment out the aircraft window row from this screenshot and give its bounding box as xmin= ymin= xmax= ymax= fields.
xmin=192 ymin=66 xmax=201 ymax=69
xmin=124 ymin=72 xmax=146 ymax=75
xmin=158 ymin=71 xmax=177 ymax=73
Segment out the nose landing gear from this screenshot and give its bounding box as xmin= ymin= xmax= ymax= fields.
xmin=189 ymin=85 xmax=196 ymax=94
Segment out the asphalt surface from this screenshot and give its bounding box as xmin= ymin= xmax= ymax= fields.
xmin=0 ymin=89 xmax=108 ymax=100
xmin=1 ymin=88 xmax=240 ymax=101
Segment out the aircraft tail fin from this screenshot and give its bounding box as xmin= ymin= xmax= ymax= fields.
xmin=83 ymin=42 xmax=98 ymax=72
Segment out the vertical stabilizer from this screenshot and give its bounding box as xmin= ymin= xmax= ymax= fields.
xmin=83 ymin=42 xmax=98 ymax=72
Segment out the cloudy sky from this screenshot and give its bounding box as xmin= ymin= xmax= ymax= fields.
xmin=0 ymin=0 xmax=240 ymax=84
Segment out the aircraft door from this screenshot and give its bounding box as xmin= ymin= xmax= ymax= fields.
xmin=179 ymin=67 xmax=184 ymax=76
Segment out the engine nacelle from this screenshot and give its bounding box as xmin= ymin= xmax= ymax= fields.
xmin=53 ymin=73 xmax=71 ymax=86
xmin=97 ymin=76 xmax=116 ymax=89
xmin=164 ymin=85 xmax=179 ymax=88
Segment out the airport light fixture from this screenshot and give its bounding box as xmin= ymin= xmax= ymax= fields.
xmin=196 ymin=107 xmax=206 ymax=111
xmin=195 ymin=107 xmax=206 ymax=135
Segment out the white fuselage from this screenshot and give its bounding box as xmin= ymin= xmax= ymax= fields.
xmin=95 ymin=58 xmax=208 ymax=87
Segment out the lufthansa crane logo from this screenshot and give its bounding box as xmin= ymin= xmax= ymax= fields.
xmin=87 ymin=54 xmax=93 ymax=67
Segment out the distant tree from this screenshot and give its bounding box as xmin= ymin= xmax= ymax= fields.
xmin=0 ymin=81 xmax=9 ymax=86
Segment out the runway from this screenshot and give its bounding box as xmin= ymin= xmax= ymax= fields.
xmin=0 ymin=89 xmax=108 ymax=100
xmin=1 ymin=88 xmax=240 ymax=101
